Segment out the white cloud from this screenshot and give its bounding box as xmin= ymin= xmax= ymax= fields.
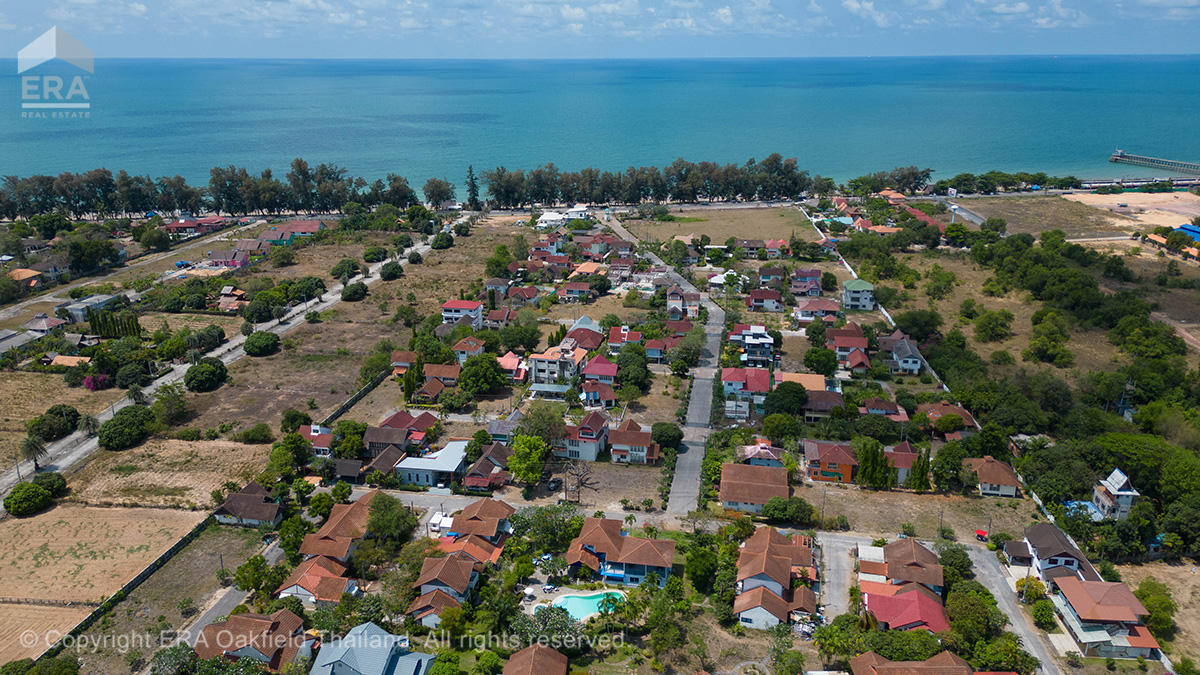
xmin=0 ymin=12 xmax=14 ymax=29
xmin=713 ymin=5 xmax=734 ymax=23
xmin=992 ymin=2 xmax=1030 ymax=13
xmin=841 ymin=0 xmax=893 ymax=26
xmin=561 ymin=5 xmax=587 ymax=20
xmin=1034 ymin=0 xmax=1088 ymax=27
xmin=128 ymin=2 xmax=147 ymax=15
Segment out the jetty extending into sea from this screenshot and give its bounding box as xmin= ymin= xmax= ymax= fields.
xmin=1110 ymin=150 xmax=1200 ymax=176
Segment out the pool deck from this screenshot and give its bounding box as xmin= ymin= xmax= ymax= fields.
xmin=527 ymin=586 xmax=628 ymax=620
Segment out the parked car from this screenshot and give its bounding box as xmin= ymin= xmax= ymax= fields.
xmin=542 ymin=584 xmax=556 ymax=593
xmin=547 ymin=478 xmax=563 ymax=491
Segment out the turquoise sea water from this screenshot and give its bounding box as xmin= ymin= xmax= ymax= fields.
xmin=3 ymin=56 xmax=1199 ymax=186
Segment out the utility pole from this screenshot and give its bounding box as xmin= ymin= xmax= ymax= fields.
xmin=821 ymin=484 xmax=827 ymax=522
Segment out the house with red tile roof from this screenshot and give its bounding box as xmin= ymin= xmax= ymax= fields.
xmin=918 ymin=401 xmax=978 ymax=437
xmin=214 ymin=482 xmax=283 ymax=528
xmin=860 ymin=398 xmax=910 ymax=423
xmin=441 ymin=300 xmax=483 ymax=330
xmin=722 ymin=367 xmax=772 ymax=413
xmin=719 ymin=463 xmax=789 ymax=514
xmin=962 ymin=456 xmax=1021 ymax=498
xmin=803 ymin=439 xmax=857 ymax=484
xmin=765 ymin=239 xmax=789 ymax=258
xmin=275 ymin=556 xmax=359 ymax=608
xmin=449 ymin=498 xmax=515 ymax=543
xmin=607 ymin=326 xmax=643 ymax=355
xmin=581 ymin=354 xmax=618 ymax=384
xmin=865 ymin=585 xmax=950 ymax=633
xmin=566 ymin=517 xmax=675 ymax=587
xmin=608 ymin=419 xmax=659 ymax=465
xmin=194 ymin=609 xmax=314 ymax=671
xmin=556 ymin=281 xmax=594 ymax=302
xmin=644 ymin=336 xmax=683 ymax=363
xmin=497 ymin=351 xmax=527 ymax=383
xmin=299 ymin=490 xmax=378 ymax=563
xmin=504 ymin=644 xmax=568 ymax=675
xmin=850 ymin=651 xmax=973 ymax=675
xmin=885 ymin=442 xmax=919 ymax=485
xmin=581 ymin=380 xmax=618 ymax=409
xmin=745 ymin=289 xmax=784 ymax=312
xmin=1054 ymin=577 xmax=1161 ymax=659
xmin=734 ymin=527 xmax=818 ymax=629
xmin=553 ymin=411 xmax=608 ymax=461
xmin=507 ymin=285 xmax=540 ymax=307
xmin=485 ymin=307 xmax=518 ymax=329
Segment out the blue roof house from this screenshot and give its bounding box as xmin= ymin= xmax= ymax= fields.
xmin=309 ymin=622 xmax=434 ymax=675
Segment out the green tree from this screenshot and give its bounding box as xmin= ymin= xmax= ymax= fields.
xmin=270 ymin=246 xmax=295 ymax=267
xmin=19 ymin=435 xmax=48 ymax=471
xmin=519 ymin=400 xmax=567 ymax=444
xmin=459 ymin=353 xmax=506 ymax=396
xmin=367 ymin=492 xmax=418 ymax=546
xmin=762 ymin=413 xmax=801 ymax=443
xmin=509 ymin=435 xmax=548 ymax=485
xmin=651 ymin=423 xmax=683 ymax=450
xmin=1032 ymin=599 xmax=1056 ymax=630
xmin=853 ymin=437 xmax=895 ymax=489
xmin=1133 ymin=577 xmax=1177 ymax=640
xmin=331 ymin=481 xmax=352 ymax=503
xmin=308 ymin=492 xmax=334 ymax=520
xmin=244 ymin=330 xmax=280 ymax=356
xmin=280 ymin=408 xmax=313 ymax=434
xmin=97 ymin=405 xmax=155 ymax=451
xmin=472 ymin=651 xmax=503 ymax=675
xmin=804 ymin=347 xmax=838 ymax=376
xmin=3 ymin=481 xmax=53 ymax=516
xmin=278 ymin=514 xmax=313 ymax=564
xmin=764 ymin=381 xmax=809 ymax=416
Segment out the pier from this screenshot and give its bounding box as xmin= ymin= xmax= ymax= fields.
xmin=1110 ymin=150 xmax=1200 ymax=176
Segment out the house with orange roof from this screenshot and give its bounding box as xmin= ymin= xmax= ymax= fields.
xmin=194 ymin=609 xmax=314 ymax=671
xmin=298 ymin=490 xmax=378 ymax=563
xmin=275 ymin=556 xmax=359 ymax=608
xmin=733 ymin=527 xmax=818 ymax=629
xmin=719 ymin=463 xmax=789 ymax=514
xmin=850 ymin=651 xmax=974 ymax=675
xmin=529 ymin=341 xmax=587 ymax=384
xmin=566 ymin=517 xmax=675 ymax=587
xmin=803 ymin=439 xmax=857 ymax=484
xmin=962 ymin=455 xmax=1021 ymax=498
xmin=553 ymin=411 xmax=609 ymax=461
xmin=451 ymin=336 xmax=486 ymax=364
xmin=504 ymin=644 xmax=569 ymax=675
xmin=497 ymin=351 xmax=527 ymax=383
xmin=608 ymin=419 xmax=660 ymax=465
xmin=6 ymin=268 xmax=42 ymax=290
xmin=1053 ymin=577 xmax=1161 ymax=659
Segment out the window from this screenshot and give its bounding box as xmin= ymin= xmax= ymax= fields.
xmin=568 ymin=450 xmax=580 ymax=459
xmin=740 ymin=616 xmax=753 ymax=624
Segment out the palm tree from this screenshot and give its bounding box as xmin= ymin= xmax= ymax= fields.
xmin=20 ymin=435 xmax=48 ymax=471
xmin=126 ymin=385 xmax=146 ymax=406
xmin=78 ymin=414 xmax=99 ymax=437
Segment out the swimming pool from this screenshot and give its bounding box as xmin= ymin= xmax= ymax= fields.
xmin=537 ymin=590 xmax=626 ymax=621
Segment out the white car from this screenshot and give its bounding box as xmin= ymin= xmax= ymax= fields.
xmin=429 ymin=512 xmax=444 ymax=533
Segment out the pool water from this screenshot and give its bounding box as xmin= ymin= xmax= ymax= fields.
xmin=541 ymin=591 xmax=625 ymax=621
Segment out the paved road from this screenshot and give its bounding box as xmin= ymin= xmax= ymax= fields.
xmin=967 ymin=547 xmax=1061 ymax=675
xmin=0 ymin=219 xmax=265 ymax=323
xmin=603 ymin=215 xmax=725 ymax=515
xmin=816 ymin=532 xmax=871 ymax=618
xmin=0 ymin=220 xmax=461 ymax=507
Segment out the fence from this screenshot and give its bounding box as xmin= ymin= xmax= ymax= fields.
xmin=320 ymin=369 xmax=390 ymax=427
xmin=0 ymin=597 xmax=100 ymax=608
xmin=42 ymin=515 xmax=215 ymax=659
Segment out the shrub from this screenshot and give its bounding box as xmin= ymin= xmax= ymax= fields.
xmin=408 ymin=251 xmax=423 ymax=264
xmin=83 ymin=373 xmax=111 ymax=391
xmin=32 ymin=471 xmax=67 ymax=498
xmin=244 ymin=331 xmax=280 ymax=357
xmin=341 ymin=282 xmax=368 ymax=302
xmin=161 ymin=296 xmax=184 ymax=313
xmin=27 ymin=404 xmax=80 ymax=442
xmin=990 ymin=350 xmax=1015 ymax=365
xmin=431 ymin=232 xmax=454 ymax=249
xmin=115 ymin=363 xmax=149 ymax=389
xmin=380 ymin=261 xmax=403 ymax=281
xmin=232 ymin=423 xmax=274 ymax=444
xmin=363 ymin=246 xmax=388 ymax=263
xmin=1032 ymin=599 xmax=1057 ymax=630
xmin=98 ymin=405 xmax=155 ymax=451
xmin=3 ymin=482 xmax=53 ymax=516
xmin=184 ymin=357 xmax=227 ymax=392
xmin=305 ymin=311 xmax=322 ymax=324
xmin=330 ymin=257 xmax=359 ymax=279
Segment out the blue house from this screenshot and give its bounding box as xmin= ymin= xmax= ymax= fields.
xmin=309 ymin=622 xmax=435 ymax=675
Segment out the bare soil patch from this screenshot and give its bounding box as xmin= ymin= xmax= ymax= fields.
xmin=625 ymin=207 xmax=809 ymax=245
xmin=138 ymin=311 xmax=245 ymax=336
xmin=0 ymin=605 xmax=93 ymax=663
xmin=544 ymin=293 xmax=644 ymax=325
xmin=1063 ymin=191 xmax=1200 ymax=232
xmin=77 ymin=525 xmax=263 ymax=675
xmin=806 ymin=482 xmax=1042 ymax=541
xmin=961 ymin=195 xmax=1137 ymax=238
xmin=0 ymin=505 xmax=205 ymax=604
xmin=66 ymin=438 xmax=272 ymax=509
xmin=0 ymin=372 xmax=123 ymax=464
xmin=543 ymin=460 xmax=662 ymax=513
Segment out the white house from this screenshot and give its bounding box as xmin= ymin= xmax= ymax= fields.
xmin=441 ymin=300 xmax=483 ymax=330
xmin=396 ymin=441 xmax=467 ymax=486
xmin=842 ymin=279 xmax=875 ymax=311
xmin=1092 ymin=468 xmax=1139 ymax=521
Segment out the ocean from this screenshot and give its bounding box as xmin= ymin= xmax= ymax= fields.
xmin=3 ymin=56 xmax=1200 ymax=188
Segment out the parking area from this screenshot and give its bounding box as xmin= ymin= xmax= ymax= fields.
xmin=815 ymin=531 xmax=871 ymax=618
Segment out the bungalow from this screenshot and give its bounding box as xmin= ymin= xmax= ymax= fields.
xmin=608 ymin=419 xmax=660 ymax=465
xmin=6 ymin=268 xmax=42 ymax=290
xmin=536 ymin=211 xmax=568 ymax=229
xmin=529 ymin=341 xmax=587 ymax=384
xmin=497 ymin=351 xmax=527 ymax=383
xmin=278 ymin=219 xmax=325 ymax=240
xmin=194 ymin=609 xmax=313 ymax=671
xmin=803 ymin=390 xmax=845 ymax=423
xmin=775 ymin=371 xmax=830 ymax=393
xmin=607 ymin=326 xmax=642 ymax=355
xmin=565 ymin=326 xmax=606 ymax=352
xmin=566 ymin=517 xmax=675 ymax=587
xmin=737 ymin=438 xmax=784 ymax=467
xmin=554 ymin=411 xmax=609 ymax=461
xmin=214 ymin=483 xmax=283 ymax=528
xmin=441 ymin=300 xmax=483 ymax=330
xmin=485 ymin=308 xmax=518 ymax=329
xmin=218 ymin=286 xmax=249 ymax=312
xmin=406 ymin=588 xmax=462 ymax=629
xmin=764 ymin=239 xmax=788 ymax=258
xmin=884 ymin=442 xmax=919 ymax=486
xmin=463 ymin=443 xmax=512 ymax=491
xmin=160 ymin=218 xmax=202 ymax=238
xmin=644 ymin=336 xmax=682 ymax=363
xmin=363 ymin=426 xmax=410 ymax=458
xmin=581 ymin=354 xmax=617 ymax=384
xmin=507 ymin=285 xmax=540 ymax=307
xmin=506 ymin=260 xmax=544 ymax=279
xmin=734 ymin=239 xmax=765 ymax=254
xmin=859 ymin=398 xmax=909 ymax=423
xmin=381 ymin=410 xmax=439 ymax=435
xmin=864 ymin=585 xmax=949 ymax=634
xmin=390 ymin=350 xmax=417 ymax=376
xmin=299 ymin=490 xmax=378 ymax=563
xmin=719 ymin=463 xmax=789 ymax=514
xmin=850 ymin=651 xmax=973 ymax=675
xmin=664 ymin=320 xmax=693 ymax=336
xmin=233 ymin=239 xmax=272 ymax=257
xmin=20 ymin=314 xmax=66 ymax=335
xmin=208 ymin=250 xmax=250 ymax=268
xmin=275 ymin=556 xmax=358 ymax=609
xmin=581 ymin=380 xmax=618 ymax=409
xmin=505 ymin=644 xmax=569 ymax=675
xmin=423 ymin=363 xmax=461 ymax=387
xmin=449 ymin=498 xmax=515 ymax=543
xmin=793 ymin=298 xmax=841 ymax=324
xmin=1053 ymin=577 xmax=1161 ymax=659
xmin=803 ymin=439 xmax=857 ymax=484
xmin=722 ymin=367 xmax=772 ymax=413
xmin=745 ymin=289 xmax=784 ymax=313
xmin=451 ymin=336 xmax=486 ymax=364
xmin=758 ymin=267 xmax=786 ymax=286
xmin=843 ymin=279 xmax=876 ymax=311
xmin=310 ymin=622 xmax=435 ymax=675
xmin=962 ymin=456 xmax=1021 ymax=498
xmin=396 ymin=440 xmax=467 ymax=486
xmin=557 ymin=281 xmax=593 ymax=303
xmin=917 ymin=401 xmax=978 ymax=437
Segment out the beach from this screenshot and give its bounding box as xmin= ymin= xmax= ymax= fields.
xmin=1063 ymin=192 xmax=1200 ymax=230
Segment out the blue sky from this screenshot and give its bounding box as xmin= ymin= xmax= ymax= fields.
xmin=0 ymin=0 xmax=1198 ymax=58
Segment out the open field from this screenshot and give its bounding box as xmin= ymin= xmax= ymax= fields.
xmin=66 ymin=439 xmax=272 ymax=509
xmin=0 ymin=372 xmax=124 ymax=464
xmin=0 ymin=605 xmax=93 ymax=663
xmin=623 ymin=207 xmax=809 ymax=244
xmin=882 ymin=251 xmax=1129 ymax=377
xmin=541 ymin=460 xmax=662 ymax=513
xmin=76 ymin=525 xmax=262 ymax=675
xmin=138 ymin=311 xmax=245 ymax=336
xmin=1116 ymin=559 xmax=1200 ymax=663
xmin=1063 ymin=191 xmax=1200 ymax=231
xmin=962 ymin=195 xmax=1138 ymax=238
xmin=804 ymin=481 xmax=1042 ymax=541
xmin=0 ymin=505 xmax=205 ymax=603
xmin=0 ymin=301 xmax=63 ymax=331
xmin=544 ymin=293 xmax=643 ymax=325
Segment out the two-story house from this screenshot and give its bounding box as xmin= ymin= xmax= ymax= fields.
xmin=728 ymin=324 xmax=774 ymax=368
xmin=441 ymin=300 xmax=484 ymax=330
xmin=507 ymin=285 xmax=540 ymax=307
xmin=883 ymin=338 xmax=925 ymax=375
xmin=721 ymin=367 xmax=772 ymax=413
xmin=556 ymin=281 xmax=593 ymax=302
xmin=745 ymin=289 xmax=784 ymax=313
xmin=566 ymin=517 xmax=675 ymax=587
xmin=1052 ymin=577 xmax=1161 ymax=660
xmin=764 ymin=239 xmax=788 ymax=259
xmin=529 ymin=340 xmax=588 ymax=384
xmin=581 ymin=354 xmax=618 ymax=385
xmin=666 ymin=285 xmax=701 ymax=319
xmin=554 ymin=411 xmax=609 ymax=461
xmin=1023 ymin=523 xmax=1102 ymax=589
xmin=802 ymin=439 xmax=857 ymax=484
xmin=1092 ymin=468 xmax=1139 ymax=521
xmin=733 ymin=527 xmax=818 ymax=630
xmin=608 ymin=419 xmax=660 ymax=465
xmin=793 ymin=298 xmax=841 ymax=325
xmin=758 ymin=267 xmax=786 ymax=287
xmin=607 ymin=326 xmax=643 ymax=355
xmin=451 ymin=336 xmax=486 ymax=364
xmin=407 ymin=552 xmax=480 ymax=627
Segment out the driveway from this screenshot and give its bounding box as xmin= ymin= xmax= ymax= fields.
xmin=967 ymin=547 xmax=1061 ymax=675
xmin=815 ymin=532 xmax=871 ymax=618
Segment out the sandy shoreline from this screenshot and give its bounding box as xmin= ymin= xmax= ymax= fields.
xmin=1063 ymin=191 xmax=1200 ymax=230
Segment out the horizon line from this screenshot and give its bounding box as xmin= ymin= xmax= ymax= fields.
xmin=0 ymin=53 xmax=1198 ymax=62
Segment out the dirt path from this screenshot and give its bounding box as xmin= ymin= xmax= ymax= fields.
xmin=1151 ymin=311 xmax=1200 ymax=351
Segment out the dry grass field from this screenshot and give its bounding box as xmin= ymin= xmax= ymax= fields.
xmin=0 ymin=372 xmax=124 ymax=464
xmin=962 ymin=195 xmax=1138 ymax=238
xmin=802 ymin=481 xmax=1042 ymax=541
xmin=0 ymin=505 xmax=205 ymax=604
xmin=1116 ymin=560 xmax=1200 ymax=663
xmin=138 ymin=311 xmax=244 ymax=336
xmin=0 ymin=301 xmax=63 ymax=331
xmin=0 ymin=605 xmax=94 ymax=663
xmin=77 ymin=526 xmax=262 ymax=675
xmin=624 ymin=207 xmax=809 ymax=245
xmin=540 ymin=460 xmax=662 ymax=513
xmin=881 ymin=251 xmax=1129 ymax=377
xmin=544 ymin=293 xmax=643 ymax=325
xmin=1064 ymin=191 xmax=1200 ymax=231
xmin=66 ymin=439 xmax=272 ymax=508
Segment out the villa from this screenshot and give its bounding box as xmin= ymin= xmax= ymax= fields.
xmin=566 ymin=517 xmax=675 ymax=587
